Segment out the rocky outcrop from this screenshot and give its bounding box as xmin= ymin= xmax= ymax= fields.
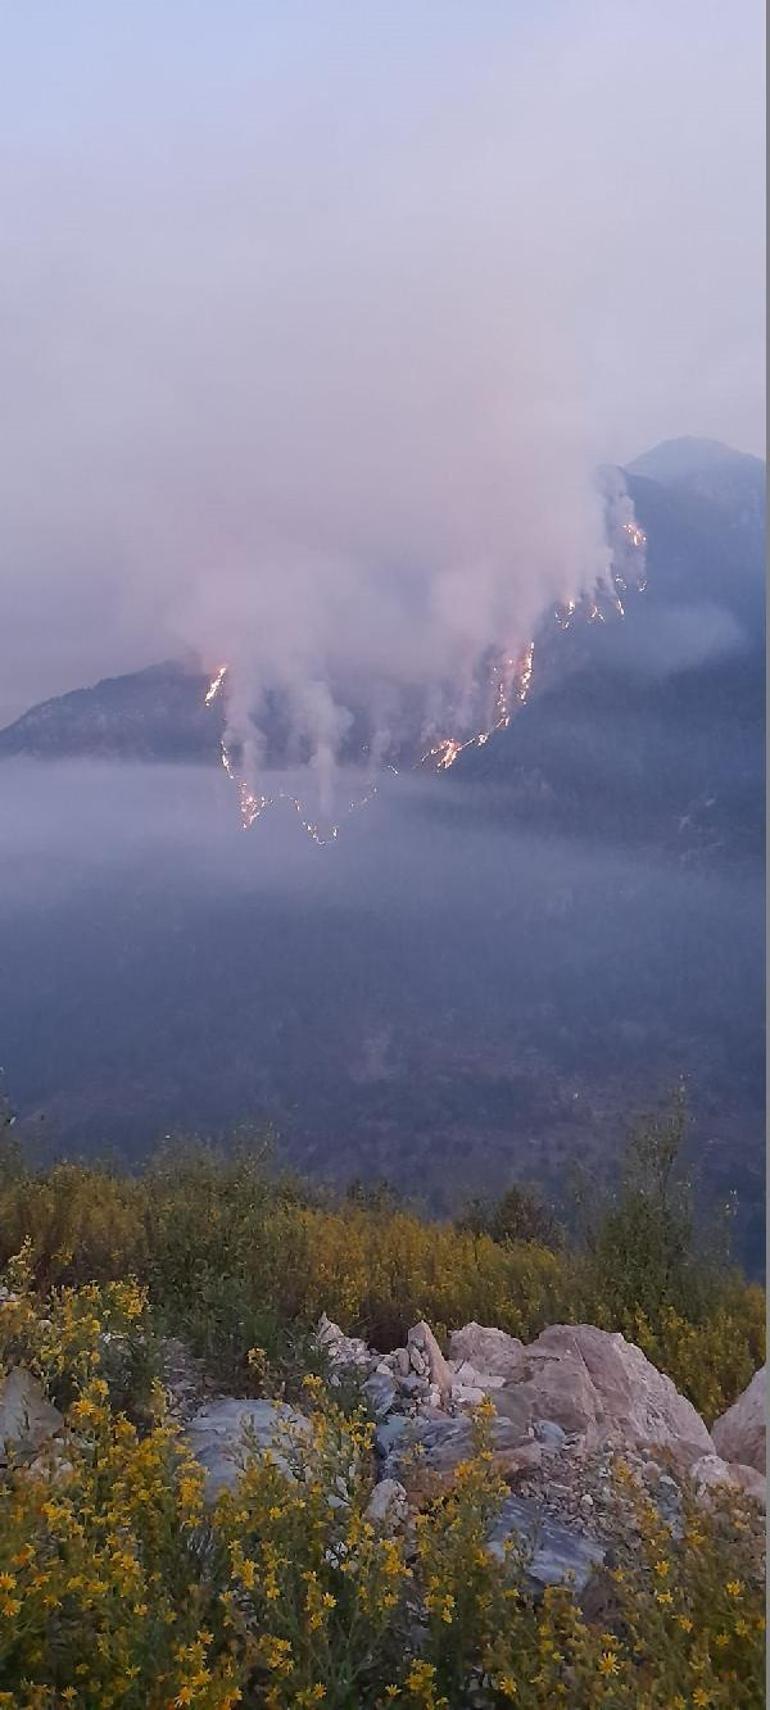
xmin=712 ymin=1366 xmax=765 ymax=1474
xmin=316 ymin=1313 xmax=372 ymax=1372
xmin=177 ymin=1316 xmax=764 ymax=1599
xmin=491 ymin=1324 xmax=714 ymax=1469
xmin=316 ymin=1315 xmax=456 ymax=1412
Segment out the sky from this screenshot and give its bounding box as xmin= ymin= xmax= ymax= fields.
xmin=0 ymin=0 xmax=764 ymax=726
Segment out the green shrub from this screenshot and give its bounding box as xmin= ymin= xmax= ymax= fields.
xmin=0 ymin=1103 xmax=762 ymax=1417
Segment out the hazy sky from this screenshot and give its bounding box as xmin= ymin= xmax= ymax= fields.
xmin=0 ymin=0 xmax=764 ymax=722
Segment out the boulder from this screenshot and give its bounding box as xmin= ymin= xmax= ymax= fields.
xmin=376 ymin=1411 xmax=537 ymax=1496
xmin=711 ymin=1367 xmax=765 ymax=1475
xmin=363 ymin=1369 xmax=398 ymax=1419
xmin=366 ymin=1477 xmax=408 ymax=1529
xmin=488 ymin=1494 xmax=605 ymax=1595
xmin=186 ymin=1397 xmax=309 ymax=1498
xmin=0 ymin=1368 xmax=64 ymax=1461
xmin=407 ymin=1322 xmax=452 ymax=1403
xmin=690 ymin=1452 xmax=766 ymax=1507
xmin=448 ymin=1323 xmax=525 ymax=1380
xmin=494 ymin=1325 xmax=714 ymax=1468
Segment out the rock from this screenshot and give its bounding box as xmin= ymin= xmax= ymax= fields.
xmin=730 ymin=1463 xmax=767 ymax=1503
xmin=315 ymin=1314 xmax=372 ymax=1371
xmin=375 ymin=1415 xmax=410 ymax=1461
xmin=452 ymin=1385 xmax=488 ymax=1407
xmin=29 ymin=1443 xmax=74 ymax=1480
xmin=393 ymin=1348 xmax=411 ymax=1380
xmin=488 ymin=1495 xmax=605 ymax=1594
xmin=0 ymin=1368 xmax=64 ymax=1460
xmin=186 ymin=1397 xmax=309 ymax=1498
xmin=503 ymin=1440 xmax=543 ymax=1478
xmin=533 ymin=1420 xmax=567 ymax=1451
xmin=400 ymin=1373 xmax=427 ymax=1398
xmin=160 ymin=1337 xmax=209 ymax=1422
xmin=450 ymin=1360 xmax=506 ymax=1392
xmin=690 ymin=1453 xmax=766 ymax=1507
xmin=363 ymin=1370 xmax=398 ymax=1419
xmin=451 ymin=1360 xmax=482 ymax=1386
xmin=490 ymin=1385 xmax=537 ymax=1440
xmin=448 ymin=1324 xmax=525 ymax=1380
xmin=377 ymin=1412 xmax=536 ymax=1495
xmin=711 ymin=1367 xmax=765 ymax=1474
xmin=407 ymin=1323 xmax=452 ymax=1403
xmin=366 ymin=1478 xmax=408 ymax=1529
xmin=496 ymin=1325 xmax=714 ymax=1468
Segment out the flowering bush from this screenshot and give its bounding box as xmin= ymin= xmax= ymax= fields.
xmin=0 ymin=1134 xmax=762 ymax=1418
xmin=0 ymin=1272 xmax=764 ymax=1708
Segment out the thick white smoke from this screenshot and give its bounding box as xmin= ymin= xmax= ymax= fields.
xmin=0 ymin=0 xmax=761 ymax=754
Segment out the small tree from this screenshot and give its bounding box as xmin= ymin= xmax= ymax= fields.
xmin=456 ymin=1181 xmax=561 ymax=1250
xmin=583 ymin=1089 xmax=730 ymax=1327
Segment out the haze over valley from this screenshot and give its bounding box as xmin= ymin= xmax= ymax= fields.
xmin=1 ymin=436 xmax=764 ymax=1271
xmin=0 ymin=1 xmax=764 ymax=1270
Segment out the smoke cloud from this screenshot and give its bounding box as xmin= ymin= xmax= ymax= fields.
xmin=0 ymin=1 xmax=763 ymax=744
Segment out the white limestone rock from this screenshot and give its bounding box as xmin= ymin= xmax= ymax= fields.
xmin=407 ymin=1322 xmax=452 ymax=1403
xmin=494 ymin=1324 xmax=714 ymax=1469
xmin=711 ymin=1367 xmax=766 ymax=1475
xmin=448 ymin=1323 xmax=525 ymax=1380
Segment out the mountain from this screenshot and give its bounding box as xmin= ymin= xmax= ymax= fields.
xmin=0 ymin=438 xmax=764 ymax=862
xmin=0 ymin=659 xmax=219 ymax=763
xmin=627 ymin=436 xmax=765 ymax=535
xmin=455 ymin=441 xmax=764 ymax=863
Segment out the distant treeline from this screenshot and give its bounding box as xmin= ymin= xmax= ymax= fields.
xmin=0 ymin=1096 xmax=762 ymax=1422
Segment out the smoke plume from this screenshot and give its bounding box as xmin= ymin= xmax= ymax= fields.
xmin=0 ymin=1 xmax=763 ymax=760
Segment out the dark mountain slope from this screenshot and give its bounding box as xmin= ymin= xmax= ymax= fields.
xmin=0 ymin=660 xmax=220 ymax=763
xmin=456 ymin=444 xmax=764 ymax=861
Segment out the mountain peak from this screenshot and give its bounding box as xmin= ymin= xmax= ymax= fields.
xmin=627 ymin=436 xmax=764 ymax=484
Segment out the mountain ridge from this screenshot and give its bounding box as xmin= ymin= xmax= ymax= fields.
xmin=1 ymin=441 xmax=763 ymax=862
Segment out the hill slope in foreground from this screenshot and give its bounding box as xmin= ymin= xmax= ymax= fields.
xmin=0 ymin=1125 xmax=765 ymax=1707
